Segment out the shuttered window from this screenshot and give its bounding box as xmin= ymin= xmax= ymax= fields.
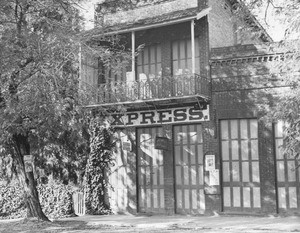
xmin=274 ymin=122 xmax=300 ymax=211
xmin=172 ymin=37 xmax=200 ymax=75
xmin=221 ymin=119 xmax=261 ymax=212
xmin=137 ymin=44 xmax=162 ymax=81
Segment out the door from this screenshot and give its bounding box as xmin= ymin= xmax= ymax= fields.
xmin=137 ymin=127 xmax=165 ymax=213
xmin=274 ymin=122 xmax=300 ymax=212
xmin=221 ymin=119 xmax=261 ymax=212
xmin=174 ymin=124 xmax=205 ymax=214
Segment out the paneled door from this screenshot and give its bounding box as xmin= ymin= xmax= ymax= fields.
xmin=174 ymin=124 xmax=205 ymax=214
xmin=221 ymin=119 xmax=261 ymax=212
xmin=274 ymin=122 xmax=300 ymax=212
xmin=137 ymin=127 xmax=165 ymax=213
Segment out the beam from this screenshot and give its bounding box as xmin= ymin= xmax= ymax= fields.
xmin=131 ymin=31 xmax=135 ymax=81
xmin=191 ymin=20 xmax=195 ymax=74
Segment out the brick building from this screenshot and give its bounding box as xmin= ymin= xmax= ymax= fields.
xmin=80 ymin=0 xmax=300 ymax=215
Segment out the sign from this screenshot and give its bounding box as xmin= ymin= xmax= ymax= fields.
xmin=110 ymin=105 xmax=210 ymax=127
xmin=122 ymin=141 xmax=132 ymax=151
xmin=205 ymin=154 xmax=215 ymax=171
xmin=24 ymin=155 xmax=33 ymax=172
xmin=155 ymin=136 xmax=169 ymax=150
xmin=209 ymin=169 xmax=220 ymax=186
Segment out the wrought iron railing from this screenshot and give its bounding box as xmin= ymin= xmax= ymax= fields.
xmin=81 ymin=74 xmax=209 ymax=105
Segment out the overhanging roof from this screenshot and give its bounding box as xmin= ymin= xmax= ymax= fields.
xmin=85 ymin=7 xmax=211 ymax=37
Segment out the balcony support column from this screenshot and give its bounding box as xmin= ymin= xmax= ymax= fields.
xmin=131 ymin=31 xmax=136 ymax=81
xmin=191 ymin=20 xmax=195 ymax=74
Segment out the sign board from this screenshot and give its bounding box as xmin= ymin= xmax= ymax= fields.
xmin=204 ymin=154 xmax=220 ymax=195
xmin=110 ymin=105 xmax=210 ymax=127
xmin=24 ymin=155 xmax=33 ymax=172
xmin=155 ymin=136 xmax=169 ymax=150
xmin=122 ymin=141 xmax=132 ymax=151
xmin=209 ymin=169 xmax=220 ymax=186
xmin=205 ymin=154 xmax=215 ymax=171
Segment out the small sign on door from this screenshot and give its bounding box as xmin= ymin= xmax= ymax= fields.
xmin=122 ymin=141 xmax=132 ymax=151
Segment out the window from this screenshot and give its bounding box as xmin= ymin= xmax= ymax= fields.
xmin=172 ymin=37 xmax=200 ymax=76
xmin=137 ymin=44 xmax=162 ymax=81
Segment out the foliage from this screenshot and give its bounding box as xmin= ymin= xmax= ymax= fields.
xmin=38 ymin=178 xmax=75 ymax=219
xmin=84 ymin=118 xmax=115 ymax=215
xmin=0 ymin=178 xmax=76 ymax=220
xmin=0 ymin=181 xmax=26 ymax=219
xmin=0 ymin=0 xmax=91 ymax=220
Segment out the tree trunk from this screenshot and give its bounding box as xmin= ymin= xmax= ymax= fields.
xmin=13 ymin=134 xmax=49 ymax=221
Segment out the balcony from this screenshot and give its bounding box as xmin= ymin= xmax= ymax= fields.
xmin=83 ymin=74 xmax=210 ymax=107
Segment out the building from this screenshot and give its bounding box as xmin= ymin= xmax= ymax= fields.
xmin=80 ymin=0 xmax=300 ymax=215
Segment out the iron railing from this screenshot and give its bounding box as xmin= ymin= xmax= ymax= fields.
xmin=82 ymin=74 xmax=209 ymax=105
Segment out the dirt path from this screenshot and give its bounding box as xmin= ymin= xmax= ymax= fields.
xmin=0 ymin=216 xmax=299 ymax=233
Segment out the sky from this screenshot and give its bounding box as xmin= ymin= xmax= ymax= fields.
xmin=248 ymin=0 xmax=287 ymax=41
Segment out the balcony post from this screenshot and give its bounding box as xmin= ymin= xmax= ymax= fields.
xmin=131 ymin=31 xmax=136 ymax=81
xmin=191 ymin=20 xmax=196 ymax=94
xmin=191 ymin=20 xmax=195 ymax=74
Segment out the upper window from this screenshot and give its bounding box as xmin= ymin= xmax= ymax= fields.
xmin=172 ymin=37 xmax=200 ymax=76
xmin=137 ymin=44 xmax=162 ymax=81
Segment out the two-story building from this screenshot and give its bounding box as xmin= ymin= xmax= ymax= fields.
xmin=80 ymin=0 xmax=300 ymax=216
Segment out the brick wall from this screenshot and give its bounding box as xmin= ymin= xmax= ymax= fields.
xmin=99 ymin=0 xmax=198 ymax=27
xmin=208 ymin=0 xmax=266 ymax=48
xmin=208 ymin=0 xmax=236 ymax=48
xmin=210 ymin=43 xmax=287 ymax=214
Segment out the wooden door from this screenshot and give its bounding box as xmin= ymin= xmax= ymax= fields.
xmin=137 ymin=127 xmax=165 ymax=213
xmin=221 ymin=119 xmax=261 ymax=212
xmin=174 ymin=124 xmax=205 ymax=214
xmin=274 ymin=122 xmax=300 ymax=212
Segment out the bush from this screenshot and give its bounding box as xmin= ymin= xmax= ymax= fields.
xmin=0 ymin=182 xmax=26 ymax=219
xmin=0 ymin=179 xmax=76 ymax=219
xmin=38 ymin=178 xmax=75 ymax=219
xmin=84 ymin=124 xmax=115 ymax=215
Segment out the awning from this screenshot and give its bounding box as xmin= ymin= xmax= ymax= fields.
xmin=85 ymin=7 xmax=212 ymax=37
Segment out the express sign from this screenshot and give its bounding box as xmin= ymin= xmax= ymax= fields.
xmin=110 ymin=106 xmax=209 ymax=126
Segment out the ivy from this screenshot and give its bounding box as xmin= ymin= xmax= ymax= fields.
xmin=84 ymin=118 xmax=115 ymax=215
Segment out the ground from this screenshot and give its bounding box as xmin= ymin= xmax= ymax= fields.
xmin=0 ymin=214 xmax=300 ymax=233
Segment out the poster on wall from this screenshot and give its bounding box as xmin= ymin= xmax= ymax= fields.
xmin=205 ymin=154 xmax=215 ymax=171
xmin=209 ymin=169 xmax=220 ymax=186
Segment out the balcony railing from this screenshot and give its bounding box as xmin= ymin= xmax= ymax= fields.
xmin=82 ymin=74 xmax=209 ymax=105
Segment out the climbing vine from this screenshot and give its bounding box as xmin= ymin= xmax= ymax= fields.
xmin=84 ymin=118 xmax=115 ymax=215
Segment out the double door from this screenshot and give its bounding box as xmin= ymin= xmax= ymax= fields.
xmin=137 ymin=124 xmax=205 ymax=214
xmin=220 ymin=119 xmax=261 ymax=212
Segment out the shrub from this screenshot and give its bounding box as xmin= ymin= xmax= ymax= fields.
xmin=84 ymin=122 xmax=115 ymax=215
xmin=0 ymin=182 xmax=26 ymax=219
xmin=0 ymin=179 xmax=76 ymax=219
xmin=38 ymin=178 xmax=75 ymax=219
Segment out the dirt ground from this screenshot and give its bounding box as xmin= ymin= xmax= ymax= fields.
xmin=0 ymin=215 xmax=300 ymax=233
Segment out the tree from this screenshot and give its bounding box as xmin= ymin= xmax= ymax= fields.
xmin=236 ymin=0 xmax=300 ymax=165
xmin=0 ymin=0 xmax=135 ymax=221
xmin=0 ymin=0 xmax=86 ymax=221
